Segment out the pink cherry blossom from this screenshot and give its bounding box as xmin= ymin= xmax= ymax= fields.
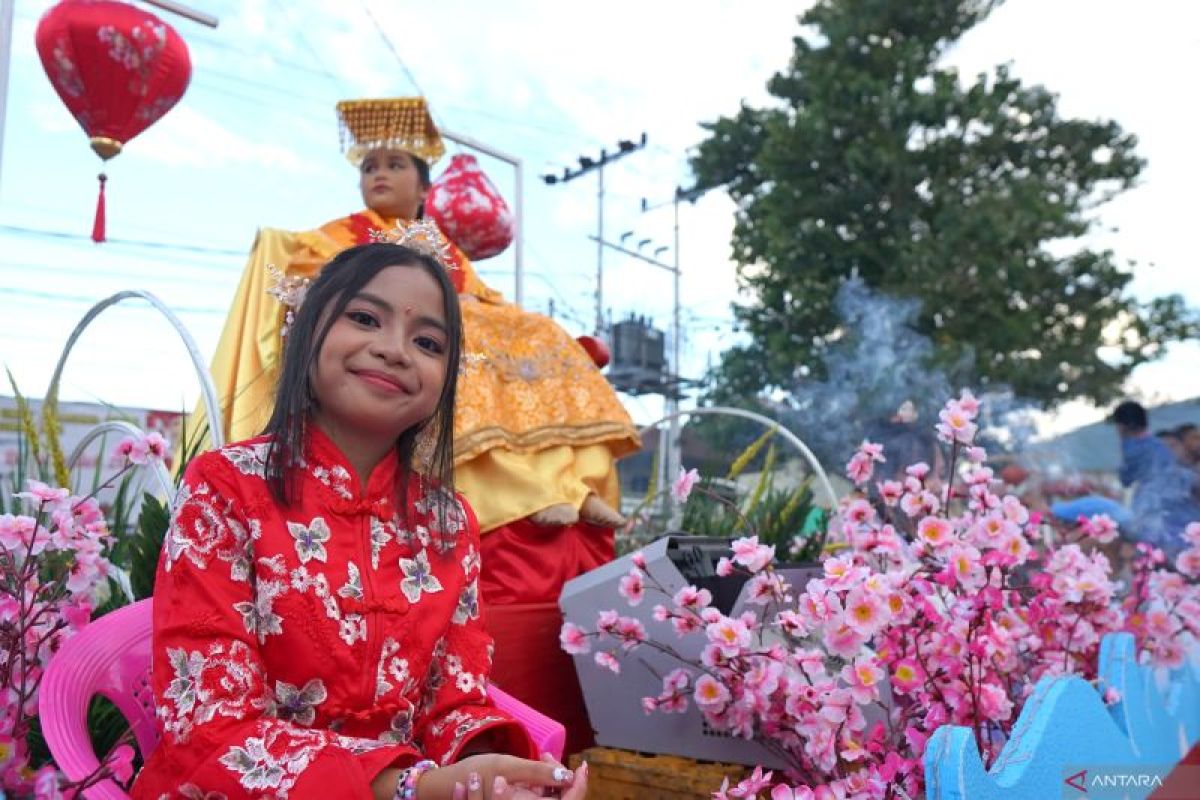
xmin=858 ymin=441 xmax=885 ymax=463
xmin=559 ymin=622 xmax=590 ymax=654
xmin=846 ymin=452 xmax=875 ymax=486
xmin=1081 ymin=514 xmax=1119 ymax=544
xmin=731 ymin=536 xmax=775 ymax=573
xmin=916 ymin=517 xmax=954 ymax=550
xmin=16 ymin=480 xmax=69 ymax=508
xmin=843 ymin=589 xmax=887 ymax=637
xmin=673 ymin=585 xmax=713 ymax=611
xmin=671 ymin=466 xmax=700 ymax=503
xmin=891 ymin=658 xmax=925 ymax=694
xmin=936 ymin=401 xmax=977 ymax=444
xmin=618 ymin=570 xmax=645 ymax=606
xmin=693 ymin=674 xmax=731 ymax=709
xmin=707 ymin=617 xmax=752 ymax=656
xmin=594 ymin=651 xmax=621 ymax=674
xmin=905 ymin=462 xmax=930 ymax=480
xmin=877 ymin=481 xmax=904 ymax=506
xmin=957 ymin=389 xmax=980 ymax=416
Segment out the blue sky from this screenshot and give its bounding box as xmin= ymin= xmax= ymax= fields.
xmin=1 ymin=0 xmax=1198 ymax=433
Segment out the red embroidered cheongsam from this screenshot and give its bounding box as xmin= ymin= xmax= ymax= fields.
xmin=131 ymin=427 xmax=536 ymax=798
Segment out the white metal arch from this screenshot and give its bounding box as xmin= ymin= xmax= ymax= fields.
xmin=46 ymin=289 xmax=224 ymax=451
xmin=637 ymin=406 xmax=839 ymax=506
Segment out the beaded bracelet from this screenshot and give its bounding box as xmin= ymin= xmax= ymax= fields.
xmin=393 ymin=759 xmax=437 ymax=800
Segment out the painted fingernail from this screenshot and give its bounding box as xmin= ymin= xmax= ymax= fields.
xmin=581 ymin=760 xmax=590 ymax=776
xmin=468 ymin=772 xmax=481 ymax=791
xmin=493 ymin=775 xmax=508 ymax=794
xmin=453 ymin=782 xmax=466 ymax=800
xmin=553 ymin=767 xmax=573 ymax=783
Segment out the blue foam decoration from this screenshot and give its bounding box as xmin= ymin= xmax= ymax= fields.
xmin=924 ymin=633 xmax=1199 ymax=800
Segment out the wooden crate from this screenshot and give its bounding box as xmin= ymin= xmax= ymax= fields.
xmin=568 ymin=746 xmax=749 ymax=799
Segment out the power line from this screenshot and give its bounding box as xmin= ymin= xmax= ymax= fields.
xmin=0 ymin=224 xmax=246 ymax=256
xmin=0 ymin=286 xmax=224 ymax=315
xmin=358 ymin=0 xmax=426 ymax=98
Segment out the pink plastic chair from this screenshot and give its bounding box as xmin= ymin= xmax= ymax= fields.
xmin=40 ymin=598 xmax=565 ymax=799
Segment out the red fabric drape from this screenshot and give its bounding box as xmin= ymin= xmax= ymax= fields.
xmin=480 ymin=519 xmax=614 ymax=756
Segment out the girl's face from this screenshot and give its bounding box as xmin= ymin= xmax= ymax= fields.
xmin=310 ymin=264 xmax=449 ymax=444
xmin=359 ymin=148 xmax=427 ymax=220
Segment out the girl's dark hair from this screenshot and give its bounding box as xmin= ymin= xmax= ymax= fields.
xmin=412 ymin=155 xmax=431 ymax=219
xmin=262 ymin=242 xmax=462 ymax=514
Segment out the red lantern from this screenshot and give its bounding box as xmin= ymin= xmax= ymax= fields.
xmin=36 ymin=0 xmax=192 ymax=242
xmin=425 ymin=153 xmax=514 ymax=261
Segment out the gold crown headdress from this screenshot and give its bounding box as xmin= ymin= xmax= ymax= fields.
xmin=371 ymin=219 xmax=458 ymax=272
xmin=265 ymin=220 xmax=458 ymax=338
xmin=336 ymin=97 xmax=445 ymax=166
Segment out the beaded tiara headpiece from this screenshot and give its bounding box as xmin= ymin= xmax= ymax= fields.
xmin=267 ymin=220 xmax=458 ymax=338
xmin=336 ymin=97 xmax=445 ymax=166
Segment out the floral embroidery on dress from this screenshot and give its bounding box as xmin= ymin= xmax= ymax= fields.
xmin=177 ymin=784 xmax=228 ymax=800
xmin=272 ymin=678 xmax=327 ymax=726
xmin=311 ymin=464 xmax=353 ymax=500
xmin=160 ymin=640 xmax=268 ymax=742
xmin=442 ymin=652 xmax=486 ymax=697
xmin=220 ymin=442 xmax=271 ymax=479
xmin=234 ymin=579 xmax=286 ymax=644
xmin=369 ymin=517 xmax=394 ymax=569
xmin=290 ymin=565 xmax=365 ymax=645
xmin=338 ymin=615 xmax=367 ymax=646
xmin=288 ymin=518 xmax=331 ymax=563
xmin=333 ymin=733 xmax=393 ymax=754
xmin=413 ymin=487 xmax=467 ymax=553
xmin=399 ymin=549 xmax=443 ymax=603
xmin=217 ymin=724 xmax=328 ymax=795
xmin=165 ymin=481 xmax=260 ymax=582
xmin=460 ymin=545 xmax=481 ymax=578
xmin=375 ymin=638 xmax=417 ymax=702
xmin=380 ymin=704 xmax=415 ymax=745
xmin=451 ymin=578 xmax=480 ymax=626
xmin=337 ymin=561 xmax=363 ymax=601
xmin=428 ymin=709 xmax=508 ymax=765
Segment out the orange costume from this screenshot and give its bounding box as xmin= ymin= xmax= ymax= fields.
xmin=191 ymin=99 xmax=639 ymax=753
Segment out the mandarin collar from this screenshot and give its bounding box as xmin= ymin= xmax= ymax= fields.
xmin=304 ymin=423 xmax=400 ymax=504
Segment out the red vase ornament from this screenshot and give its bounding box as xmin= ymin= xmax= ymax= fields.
xmin=425 ymin=153 xmax=515 ymax=261
xmin=36 ymin=0 xmax=192 ymax=241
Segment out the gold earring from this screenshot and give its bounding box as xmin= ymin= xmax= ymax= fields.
xmin=413 ymin=420 xmax=438 ymax=473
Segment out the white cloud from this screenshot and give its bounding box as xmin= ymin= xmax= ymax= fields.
xmin=130 ymin=105 xmax=315 ymax=171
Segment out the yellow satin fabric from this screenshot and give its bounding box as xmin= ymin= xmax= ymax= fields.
xmin=190 ymin=210 xmax=639 ymax=532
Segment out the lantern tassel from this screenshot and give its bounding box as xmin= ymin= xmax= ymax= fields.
xmin=91 ymin=173 xmax=107 ymax=243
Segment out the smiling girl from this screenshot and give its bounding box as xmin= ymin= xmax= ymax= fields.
xmin=133 ymin=241 xmax=587 ymax=799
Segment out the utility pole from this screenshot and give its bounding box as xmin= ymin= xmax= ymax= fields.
xmin=0 ymin=0 xmax=16 ymax=202
xmin=542 ymin=133 xmax=647 ymax=335
xmin=635 ymin=184 xmax=705 ymax=518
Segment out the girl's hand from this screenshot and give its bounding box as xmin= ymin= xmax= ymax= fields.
xmin=494 ymin=756 xmax=588 ymax=799
xmin=419 ymin=752 xmax=582 ymax=799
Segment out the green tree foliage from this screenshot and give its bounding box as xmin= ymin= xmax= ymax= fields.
xmin=690 ymin=0 xmax=1197 ymax=406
